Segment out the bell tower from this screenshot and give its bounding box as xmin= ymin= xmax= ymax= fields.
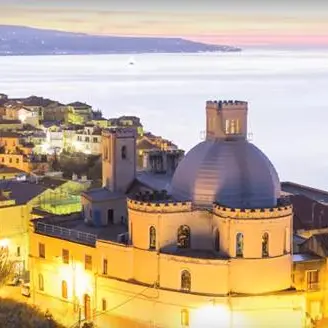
xmin=206 ymin=100 xmax=248 ymax=141
xmin=102 ymin=128 xmax=137 ymax=193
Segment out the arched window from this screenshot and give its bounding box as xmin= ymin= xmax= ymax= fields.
xmin=225 ymin=120 xmax=230 ymax=134
xmin=236 ymin=119 xmax=241 ymax=134
xmin=181 ymin=270 xmax=191 ymax=292
xmin=177 ymin=225 xmax=190 ymax=248
xmin=284 ymin=227 xmax=289 ymax=254
xmin=214 ymin=229 xmax=220 ymax=252
xmin=103 ymin=146 xmax=108 ymax=160
xmin=149 ymin=226 xmax=156 ymax=249
xmin=236 ymin=233 xmax=244 ymax=257
xmin=121 ymin=145 xmax=127 ymax=159
xmin=102 ymin=298 xmax=107 ymax=311
xmin=61 ymin=280 xmax=68 ymax=299
xmin=38 ymin=273 xmax=44 ymax=291
xmin=230 ymin=119 xmax=236 ymax=134
xmin=262 ymin=232 xmax=269 ymax=257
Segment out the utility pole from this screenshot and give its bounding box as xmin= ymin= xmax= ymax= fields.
xmin=78 ymin=307 xmax=82 ymax=328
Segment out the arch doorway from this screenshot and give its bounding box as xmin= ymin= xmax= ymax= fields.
xmin=84 ymin=294 xmax=91 ymax=321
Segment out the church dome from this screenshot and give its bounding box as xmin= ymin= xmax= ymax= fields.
xmin=170 ymin=139 xmax=281 ymax=209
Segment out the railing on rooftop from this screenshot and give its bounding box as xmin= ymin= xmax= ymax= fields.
xmin=35 ymin=221 xmax=97 ymax=246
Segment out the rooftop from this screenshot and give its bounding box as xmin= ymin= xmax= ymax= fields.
xmin=137 ymin=138 xmax=160 ymax=151
xmin=0 ymin=131 xmax=22 ymax=138
xmin=0 ymin=180 xmax=47 ymax=205
xmin=135 ymin=171 xmax=172 ymax=192
xmin=282 ymin=181 xmax=328 ymax=203
xmin=67 ymin=101 xmax=91 ymax=108
xmin=33 ymin=213 xmax=128 ymax=246
xmin=0 ymin=165 xmax=26 ymax=175
xmin=0 ymin=120 xmax=22 ymax=124
xmin=291 ymin=194 xmax=328 ymax=231
xmin=34 ymin=177 xmax=68 ymax=190
xmin=18 ymin=96 xmax=55 ymax=107
xmin=308 ymin=233 xmax=328 ymax=257
xmin=292 ymin=253 xmax=323 ymax=263
xmin=82 ymin=188 xmax=125 ymax=202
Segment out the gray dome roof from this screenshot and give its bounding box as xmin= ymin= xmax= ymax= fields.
xmin=170 ymin=140 xmax=281 ymax=209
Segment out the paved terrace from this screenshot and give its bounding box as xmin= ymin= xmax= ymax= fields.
xmin=33 ymin=212 xmax=128 ymax=247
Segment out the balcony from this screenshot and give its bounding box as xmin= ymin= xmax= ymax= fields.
xmin=307 ymin=282 xmax=320 ymax=291
xmin=35 ymin=221 xmax=97 ymax=246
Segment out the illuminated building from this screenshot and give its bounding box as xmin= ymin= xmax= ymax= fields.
xmin=17 ymin=107 xmax=40 ymax=127
xmin=65 ymin=102 xmax=93 ymax=125
xmin=73 ymin=126 xmax=102 ymax=155
xmin=0 ymin=182 xmax=50 ymax=276
xmin=0 ymin=176 xmax=91 ymax=278
xmin=28 ymin=100 xmax=318 ymax=327
xmin=0 ymin=165 xmax=26 ymax=180
xmin=108 ymin=115 xmax=144 ymax=136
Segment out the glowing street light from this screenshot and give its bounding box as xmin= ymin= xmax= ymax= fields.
xmin=0 ymin=239 xmax=9 ymax=248
xmin=191 ymin=303 xmax=230 ymax=328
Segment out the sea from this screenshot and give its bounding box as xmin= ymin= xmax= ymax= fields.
xmin=1 ymin=49 xmax=328 ymax=189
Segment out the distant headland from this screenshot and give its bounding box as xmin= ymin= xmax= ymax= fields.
xmin=0 ymin=25 xmax=242 ymax=56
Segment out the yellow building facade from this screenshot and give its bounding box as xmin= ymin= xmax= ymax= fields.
xmin=27 ymin=100 xmax=317 ymax=328
xmin=0 ymin=187 xmax=46 ymax=276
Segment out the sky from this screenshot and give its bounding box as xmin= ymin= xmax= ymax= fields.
xmin=1 ymin=0 xmax=328 ymax=47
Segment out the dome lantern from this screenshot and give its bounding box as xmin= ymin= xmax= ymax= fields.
xmin=170 ymin=100 xmax=280 ymax=209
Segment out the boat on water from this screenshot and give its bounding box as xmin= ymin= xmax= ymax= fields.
xmin=128 ymin=56 xmax=135 ymax=66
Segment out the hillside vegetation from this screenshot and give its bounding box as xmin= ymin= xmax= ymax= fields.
xmin=0 ymin=298 xmax=64 ymax=328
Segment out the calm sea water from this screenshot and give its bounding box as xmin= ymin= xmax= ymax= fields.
xmin=1 ymin=50 xmax=328 ymax=189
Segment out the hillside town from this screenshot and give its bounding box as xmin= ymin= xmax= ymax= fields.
xmin=2 ymin=96 xmax=328 ymax=327
xmin=0 ymin=92 xmax=184 ymax=180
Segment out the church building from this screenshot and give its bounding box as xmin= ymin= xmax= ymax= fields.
xmin=29 ymin=100 xmax=310 ymax=328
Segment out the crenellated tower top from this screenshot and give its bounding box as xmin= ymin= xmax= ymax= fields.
xmin=206 ymin=100 xmax=248 ymax=141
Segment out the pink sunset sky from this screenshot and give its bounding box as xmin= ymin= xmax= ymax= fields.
xmin=1 ymin=0 xmax=328 ymax=47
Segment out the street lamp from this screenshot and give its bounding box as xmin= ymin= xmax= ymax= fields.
xmin=192 ymin=301 xmax=230 ymax=328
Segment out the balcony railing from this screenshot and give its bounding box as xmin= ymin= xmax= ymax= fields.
xmin=307 ymin=282 xmax=320 ymax=291
xmin=35 ymin=222 xmax=97 ymax=246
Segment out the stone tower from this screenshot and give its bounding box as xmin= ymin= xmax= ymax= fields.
xmin=102 ymin=128 xmax=137 ymax=193
xmin=206 ymin=100 xmax=248 ymax=141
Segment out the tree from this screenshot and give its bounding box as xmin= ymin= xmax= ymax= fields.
xmin=0 ymin=298 xmax=65 ymax=328
xmin=0 ymin=247 xmax=15 ymax=287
